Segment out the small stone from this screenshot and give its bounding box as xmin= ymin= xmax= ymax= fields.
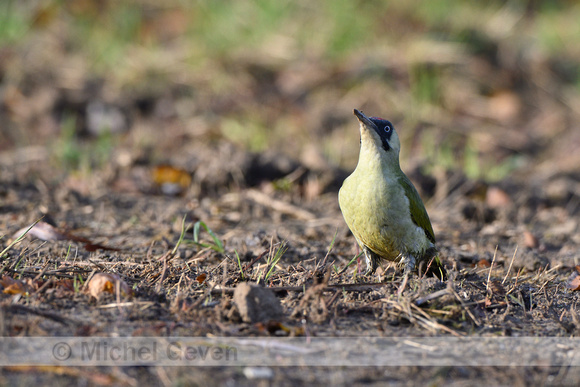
xmin=243 ymin=366 xmax=274 ymax=379
xmin=233 ymin=283 xmax=284 ymax=323
xmin=545 ymin=178 xmax=572 ymax=204
xmin=485 ymin=186 xmax=511 ymax=208
xmin=523 ymin=231 xmax=539 ymax=249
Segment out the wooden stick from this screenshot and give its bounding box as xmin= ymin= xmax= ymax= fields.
xmin=201 ymin=281 xmax=395 ymax=295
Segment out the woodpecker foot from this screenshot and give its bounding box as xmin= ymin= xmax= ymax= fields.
xmin=397 ymin=255 xmax=416 ymax=295
xmin=362 ymin=246 xmax=380 ymax=275
xmin=397 ymin=272 xmax=409 ymax=295
xmin=400 ymin=255 xmax=416 ymax=273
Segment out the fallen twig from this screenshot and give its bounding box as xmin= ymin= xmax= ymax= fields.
xmin=191 ymin=283 xmax=217 ymax=308
xmin=502 ymin=245 xmax=518 ymax=285
xmin=243 ymin=250 xmax=268 ymax=272
xmin=2 ymin=304 xmax=79 ymax=326
xmin=485 ymin=245 xmax=498 ymax=295
xmin=449 ymin=288 xmax=482 ymax=326
xmin=203 ymin=281 xmax=396 ymax=295
xmin=246 ymin=189 xmax=316 ymax=220
xmin=415 ymin=289 xmax=449 ymax=305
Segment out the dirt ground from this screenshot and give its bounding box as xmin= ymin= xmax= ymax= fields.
xmin=2 ymin=2 xmax=580 ymax=386
xmin=2 ymin=124 xmax=580 ymax=385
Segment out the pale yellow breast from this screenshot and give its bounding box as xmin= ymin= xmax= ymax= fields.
xmin=338 ymin=159 xmax=432 ymax=261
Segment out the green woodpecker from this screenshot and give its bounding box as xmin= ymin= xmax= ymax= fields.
xmin=338 ymin=109 xmax=446 ymax=280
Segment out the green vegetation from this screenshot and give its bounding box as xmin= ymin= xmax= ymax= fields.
xmin=171 ymin=215 xmax=189 ymax=256
xmin=52 ymin=114 xmax=116 ymax=173
xmin=189 ymin=221 xmax=225 ymax=254
xmin=234 ymin=250 xmax=245 ymax=280
xmin=257 ymin=241 xmax=287 ymax=284
xmin=0 ymin=218 xmax=42 ymax=261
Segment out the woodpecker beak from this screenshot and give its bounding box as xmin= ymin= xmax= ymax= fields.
xmin=354 ymin=109 xmax=377 ymax=130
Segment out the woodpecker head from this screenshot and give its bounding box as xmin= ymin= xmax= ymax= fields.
xmin=353 ymin=109 xmax=401 ymax=160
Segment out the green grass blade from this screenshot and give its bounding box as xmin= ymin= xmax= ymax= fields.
xmin=264 ymin=241 xmax=287 ymax=282
xmin=0 ymin=217 xmax=43 ymax=260
xmin=189 ymin=221 xmax=225 ymax=253
xmin=171 ymin=215 xmax=188 ymax=256
xmin=234 ymin=250 xmax=245 ymax=280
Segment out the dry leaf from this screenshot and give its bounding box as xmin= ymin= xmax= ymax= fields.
xmin=523 ymin=231 xmax=539 ymax=249
xmin=152 ymin=165 xmax=191 ymax=195
xmin=196 ymin=273 xmax=207 ymax=284
xmin=12 ymin=221 xmax=67 ymax=242
xmin=2 ymin=282 xmax=28 ymax=294
xmin=567 ymin=271 xmax=580 ymax=291
xmin=0 ymin=275 xmax=18 ymax=289
xmin=484 ymin=296 xmax=493 ymax=307
xmin=54 ymin=279 xmax=76 ymax=292
xmin=12 ymin=221 xmax=119 ymax=252
xmin=476 ymin=259 xmax=491 ymax=268
xmin=1 ymin=276 xmax=32 ymax=295
xmin=82 ymin=241 xmax=120 ymax=252
xmin=87 ymin=273 xmax=131 ymax=299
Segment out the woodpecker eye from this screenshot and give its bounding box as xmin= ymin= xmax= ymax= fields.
xmin=384 ymin=125 xmax=391 ymax=133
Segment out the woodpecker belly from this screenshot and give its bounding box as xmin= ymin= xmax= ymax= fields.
xmin=338 ymin=167 xmax=433 ymax=264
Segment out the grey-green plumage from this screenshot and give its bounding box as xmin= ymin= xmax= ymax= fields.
xmin=338 ymin=109 xmax=446 ymax=280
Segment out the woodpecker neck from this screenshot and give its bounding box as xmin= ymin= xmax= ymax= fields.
xmin=358 ymin=127 xmax=402 ymax=177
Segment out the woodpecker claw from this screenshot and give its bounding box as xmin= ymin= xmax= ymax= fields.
xmin=397 ymin=272 xmax=409 ymax=295
xmin=362 ymin=246 xmax=380 ymax=275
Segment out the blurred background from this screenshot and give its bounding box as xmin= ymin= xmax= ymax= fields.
xmin=2 ymin=4 xmax=580 ymax=384
xmin=1 ymin=0 xmax=579 ymax=197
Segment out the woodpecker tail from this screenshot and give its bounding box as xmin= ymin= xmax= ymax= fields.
xmin=419 ymin=255 xmax=447 ymax=281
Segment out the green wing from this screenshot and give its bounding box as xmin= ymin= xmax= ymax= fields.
xmin=398 ymin=174 xmax=447 ymax=280
xmin=398 ymin=174 xmax=435 ymax=244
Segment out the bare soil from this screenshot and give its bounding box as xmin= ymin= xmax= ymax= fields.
xmin=2 ymin=8 xmax=580 ymax=382
xmin=1 ymin=130 xmax=580 ymax=385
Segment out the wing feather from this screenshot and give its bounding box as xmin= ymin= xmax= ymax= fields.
xmin=398 ymin=174 xmax=435 ymax=244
